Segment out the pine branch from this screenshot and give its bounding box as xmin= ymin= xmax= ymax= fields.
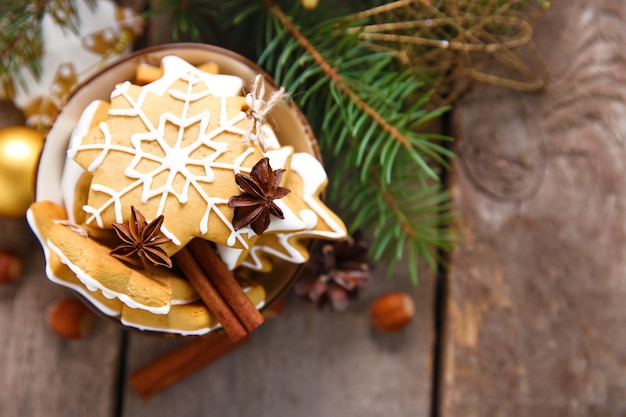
xmin=257 ymin=1 xmax=455 ymax=280
xmin=328 ymin=142 xmax=454 ymax=284
xmin=266 ymin=2 xmax=414 ymax=151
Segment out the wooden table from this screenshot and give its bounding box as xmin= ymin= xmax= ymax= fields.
xmin=2 ymin=1 xmax=626 ymax=415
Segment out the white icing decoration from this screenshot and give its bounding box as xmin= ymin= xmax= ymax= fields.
xmin=160 ymin=225 xmax=181 ymax=246
xmin=241 ymin=152 xmax=347 ymax=270
xmin=276 ymin=152 xmax=346 ymax=240
xmin=62 ymin=100 xmax=104 ymax=223
xmin=69 ymin=57 xmax=268 ymax=248
xmin=232 ymin=147 xmax=255 ymax=174
xmin=120 ymin=298 xmax=265 ymax=336
xmin=216 ymin=245 xmax=245 ymax=270
xmin=25 ymin=209 xmax=121 ymax=318
xmin=120 ymin=317 xmax=219 ymax=336
xmin=244 ymin=233 xmax=308 ymax=268
xmin=215 ymin=146 xmax=308 ymax=269
xmin=171 ymin=297 xmax=199 ymax=306
xmin=142 ymin=56 xmax=243 ymax=97
xmin=47 ymin=239 xmax=171 ymax=315
xmin=261 ymin=199 xmax=305 ymax=234
xmin=299 ymin=209 xmax=319 ymax=229
xmin=260 ymin=124 xmax=280 ymax=150
xmin=265 ymin=146 xmax=292 ymax=170
xmin=103 ymin=28 xmax=115 ymax=41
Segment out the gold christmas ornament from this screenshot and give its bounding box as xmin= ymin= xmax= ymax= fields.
xmin=301 ymin=0 xmax=320 ymax=10
xmin=0 ymin=126 xmax=45 ymax=218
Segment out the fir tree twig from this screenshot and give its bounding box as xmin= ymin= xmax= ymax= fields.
xmin=266 ymin=0 xmax=413 ymax=150
xmin=257 ymin=1 xmax=455 ymax=282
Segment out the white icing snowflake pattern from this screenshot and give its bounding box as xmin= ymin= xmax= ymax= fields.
xmin=216 ymin=152 xmax=347 ymax=271
xmin=69 ymin=56 xmax=268 ymax=250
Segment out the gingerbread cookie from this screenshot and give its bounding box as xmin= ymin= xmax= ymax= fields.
xmin=62 ymin=99 xmax=109 ymax=224
xmin=46 ymin=221 xmax=174 ymax=314
xmin=27 ymin=201 xmax=124 ymax=316
xmin=69 ymin=56 xmax=304 ymax=255
xmin=240 ymin=152 xmax=347 ymax=272
xmin=136 ymin=61 xmax=220 ymax=85
xmin=28 ymin=54 xmax=348 ymax=337
xmin=121 ymin=278 xmax=265 ymax=335
xmin=27 ymin=201 xmax=255 ymax=335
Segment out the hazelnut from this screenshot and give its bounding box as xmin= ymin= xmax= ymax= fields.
xmin=0 ymin=250 xmax=23 ymax=284
xmin=45 ymin=298 xmax=95 ymax=340
xmin=369 ymin=292 xmax=415 ymax=333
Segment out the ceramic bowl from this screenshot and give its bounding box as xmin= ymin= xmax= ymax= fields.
xmin=34 ymin=43 xmax=320 ymax=335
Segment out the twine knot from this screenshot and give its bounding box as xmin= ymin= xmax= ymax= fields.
xmin=242 ymin=74 xmax=288 ymax=152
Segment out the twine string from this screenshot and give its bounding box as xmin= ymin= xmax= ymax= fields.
xmin=242 ymin=74 xmax=288 ymax=152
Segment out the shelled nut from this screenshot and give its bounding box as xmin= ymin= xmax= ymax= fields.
xmin=369 ymin=292 xmax=415 ymax=333
xmin=45 ymin=298 xmax=95 ymax=340
xmin=0 ymin=250 xmax=23 ymax=284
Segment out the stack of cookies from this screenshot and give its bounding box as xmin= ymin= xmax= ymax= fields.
xmin=28 ymin=55 xmax=346 ymax=337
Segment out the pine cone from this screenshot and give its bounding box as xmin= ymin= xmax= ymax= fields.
xmin=295 ymin=232 xmax=370 ymax=311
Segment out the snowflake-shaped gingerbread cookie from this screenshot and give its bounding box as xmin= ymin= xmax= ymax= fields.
xmin=69 ymin=56 xmax=301 ymax=253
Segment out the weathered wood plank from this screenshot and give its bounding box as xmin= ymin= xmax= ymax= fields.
xmin=0 ymin=103 xmax=124 ymax=417
xmin=0 ymin=2 xmax=144 ymax=415
xmin=122 ymin=261 xmax=435 ymax=417
xmin=441 ymin=1 xmax=626 ymax=416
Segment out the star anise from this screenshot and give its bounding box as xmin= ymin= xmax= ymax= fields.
xmin=228 ymin=157 xmax=291 ymax=235
xmin=295 ymin=232 xmax=370 ymax=311
xmin=110 ymin=206 xmax=172 ymax=270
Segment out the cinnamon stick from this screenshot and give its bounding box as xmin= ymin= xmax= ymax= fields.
xmin=188 ymin=238 xmax=265 ymax=332
xmin=130 ymin=331 xmax=250 ymax=399
xmin=172 ymin=247 xmax=247 ymax=342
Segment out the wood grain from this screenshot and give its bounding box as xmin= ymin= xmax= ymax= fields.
xmin=441 ymin=1 xmax=626 ymax=415
xmin=0 ymin=102 xmax=124 ymax=417
xmin=121 ymin=261 xmax=435 ymax=417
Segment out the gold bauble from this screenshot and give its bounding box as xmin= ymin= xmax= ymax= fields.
xmin=0 ymin=126 xmax=45 ymax=218
xmin=301 ymin=0 xmax=319 ymax=10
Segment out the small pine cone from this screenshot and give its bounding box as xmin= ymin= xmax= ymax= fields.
xmin=295 ymin=232 xmax=370 ymax=311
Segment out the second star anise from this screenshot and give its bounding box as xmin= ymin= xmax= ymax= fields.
xmin=110 ymin=206 xmax=173 ymax=270
xmin=228 ymin=157 xmax=291 ymax=235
